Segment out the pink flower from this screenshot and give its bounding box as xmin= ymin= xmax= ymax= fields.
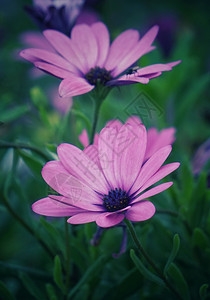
xmin=79 ymin=117 xmax=175 ymax=161
xmin=20 ymin=22 xmax=181 ymax=98
xmin=32 ymin=117 xmax=179 ymax=228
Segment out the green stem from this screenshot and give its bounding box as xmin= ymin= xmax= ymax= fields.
xmin=1 ymin=194 xmax=54 ymax=259
xmin=65 ymin=219 xmax=71 ymax=294
xmin=0 ymin=140 xmax=51 ymax=161
xmin=90 ymin=100 xmax=101 ymax=145
xmin=124 ymin=219 xmax=183 ymax=300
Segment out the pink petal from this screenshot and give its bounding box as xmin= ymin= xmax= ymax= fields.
xmin=112 ymin=25 xmax=159 ymax=77
xmin=139 ymin=163 xmax=180 ymax=194
xmin=132 ymin=182 xmax=173 ymax=204
xmin=43 ymin=30 xmax=85 ymax=73
xmin=114 ymin=123 xmax=147 ymax=191
xmin=145 ymin=127 xmax=175 ymax=160
xmin=20 ymin=48 xmax=77 ymax=73
xmin=83 ymin=145 xmax=101 ymax=169
xmin=57 ymin=143 xmax=108 ymax=194
xmin=34 ymin=62 xmax=73 ymax=79
xmin=71 ymin=24 xmax=98 ymax=72
xmin=136 ymin=64 xmax=171 ymax=76
xmin=96 ymin=212 xmax=125 ymax=228
xmin=42 ymin=161 xmax=103 ymax=211
xmin=59 ymin=76 xmax=94 ymax=97
xmin=125 ymin=200 xmax=155 ymax=221
xmin=130 ymin=145 xmax=172 ymax=195
xmin=91 ymin=22 xmax=110 ymax=67
xmin=167 ymin=60 xmax=182 ymax=68
xmin=107 ymin=76 xmax=149 ymax=86
xmin=105 ymin=29 xmax=140 ymax=72
xmin=79 ymin=129 xmax=89 ymax=148
xmin=32 ymin=197 xmax=84 ymax=217
xmin=20 ymin=31 xmax=55 ymax=51
xmin=67 ymin=211 xmax=102 ymax=224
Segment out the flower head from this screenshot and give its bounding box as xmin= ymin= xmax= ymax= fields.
xmin=32 ymin=117 xmax=180 ymax=228
xmin=25 ymin=0 xmax=85 ymax=35
xmin=20 ymin=22 xmax=181 ymax=98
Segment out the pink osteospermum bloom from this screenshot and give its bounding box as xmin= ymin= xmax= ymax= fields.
xmin=20 ymin=22 xmax=181 ymax=98
xmin=79 ymin=117 xmax=175 ymax=161
xmin=32 ymin=117 xmax=180 ymax=228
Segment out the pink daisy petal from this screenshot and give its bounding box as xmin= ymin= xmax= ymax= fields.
xmin=105 ymin=29 xmax=140 ymax=72
xmin=43 ymin=30 xmax=84 ymax=73
xmin=59 ymin=76 xmax=94 ymax=97
xmin=139 ymin=163 xmax=180 ymax=194
xmin=32 ymin=197 xmax=84 ymax=217
xmin=146 ymin=127 xmax=175 ymax=160
xmin=132 ymin=182 xmax=173 ymax=204
xmin=167 ymin=60 xmax=182 ymax=68
xmin=130 ymin=145 xmax=172 ymax=194
xmin=20 ymin=48 xmax=77 ymax=73
xmin=136 ymin=64 xmax=172 ymax=76
xmin=67 ymin=212 xmax=102 ymax=224
xmin=107 ymin=76 xmax=149 ymax=86
xmin=79 ymin=129 xmax=89 ymax=148
xmin=112 ymin=25 xmax=159 ymax=77
xmin=113 ymin=123 xmax=147 ymax=191
xmin=96 ymin=212 xmax=125 ymax=228
xmin=57 ymin=143 xmax=108 ymax=193
xmin=91 ymin=22 xmax=110 ymax=67
xmin=125 ymin=200 xmax=155 ymax=222
xmin=34 ymin=62 xmax=73 ymax=79
xmin=71 ymin=24 xmax=98 ymax=72
xmin=20 ymin=31 xmax=55 ymax=51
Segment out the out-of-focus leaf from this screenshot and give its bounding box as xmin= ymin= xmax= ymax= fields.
xmin=167 ymin=263 xmax=190 ymax=300
xmin=53 ymin=255 xmax=65 ymax=294
xmin=199 ymin=284 xmax=209 ymax=300
xmin=0 ymin=280 xmax=15 ymax=300
xmin=193 ymin=228 xmax=210 ymax=249
xmin=68 ymin=255 xmax=108 ymax=299
xmin=19 ymin=272 xmax=47 ymax=300
xmin=30 ymin=86 xmax=48 ymax=108
xmin=130 ymin=249 xmax=164 ymax=286
xmin=0 ymin=105 xmax=29 ymax=123
xmin=46 ymin=283 xmax=58 ymax=300
xmin=179 ymin=160 xmax=193 ymax=205
xmin=176 ymin=73 xmax=210 ymax=123
xmin=18 ymin=149 xmax=43 ymax=179
xmin=71 ymin=109 xmax=91 ymax=132
xmin=164 ymin=234 xmax=180 ymax=275
xmin=73 ymin=284 xmax=89 ymax=300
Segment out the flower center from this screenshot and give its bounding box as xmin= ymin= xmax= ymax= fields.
xmin=103 ymin=188 xmax=131 ymax=212
xmin=85 ymin=66 xmax=112 ymax=85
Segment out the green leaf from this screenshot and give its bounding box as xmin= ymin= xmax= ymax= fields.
xmin=73 ymin=284 xmax=89 ymax=300
xmin=18 ymin=149 xmax=43 ymax=179
xmin=130 ymin=249 xmax=164 ymax=286
xmin=19 ymin=272 xmax=47 ymax=300
xmin=0 ymin=105 xmax=29 ymax=123
xmin=68 ymin=255 xmax=108 ymax=299
xmin=164 ymin=234 xmax=180 ymax=275
xmin=71 ymin=109 xmax=91 ymax=132
xmin=167 ymin=263 xmax=190 ymax=300
xmin=199 ymin=284 xmax=209 ymax=300
xmin=53 ymin=256 xmax=65 ymax=294
xmin=46 ymin=283 xmax=58 ymax=300
xmin=193 ymin=228 xmax=210 ymax=249
xmin=30 ymin=86 xmax=48 ymax=108
xmin=0 ymin=280 xmax=15 ymax=300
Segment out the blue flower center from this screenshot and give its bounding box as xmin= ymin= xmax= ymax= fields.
xmin=85 ymin=67 xmax=112 ymax=86
xmin=103 ymin=188 xmax=131 ymax=212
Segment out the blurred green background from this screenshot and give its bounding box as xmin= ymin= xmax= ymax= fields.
xmin=0 ymin=0 xmax=210 ymax=299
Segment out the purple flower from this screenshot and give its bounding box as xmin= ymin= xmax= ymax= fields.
xmin=20 ymin=22 xmax=181 ymax=98
xmin=25 ymin=0 xmax=85 ymax=35
xmin=32 ymin=117 xmax=180 ymax=228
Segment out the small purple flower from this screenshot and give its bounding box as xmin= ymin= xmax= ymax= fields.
xmin=20 ymin=22 xmax=181 ymax=98
xmin=25 ymin=0 xmax=85 ymax=35
xmin=32 ymin=117 xmax=180 ymax=228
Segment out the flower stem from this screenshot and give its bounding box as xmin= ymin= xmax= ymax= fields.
xmin=90 ymin=100 xmax=101 ymax=145
xmin=65 ymin=219 xmax=71 ymax=294
xmin=124 ymin=219 xmax=183 ymax=299
xmin=2 ymin=194 xmax=54 ymax=259
xmin=0 ymin=140 xmax=51 ymax=161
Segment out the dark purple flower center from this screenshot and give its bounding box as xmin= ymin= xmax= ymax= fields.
xmin=85 ymin=67 xmax=112 ymax=86
xmin=103 ymin=188 xmax=131 ymax=212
